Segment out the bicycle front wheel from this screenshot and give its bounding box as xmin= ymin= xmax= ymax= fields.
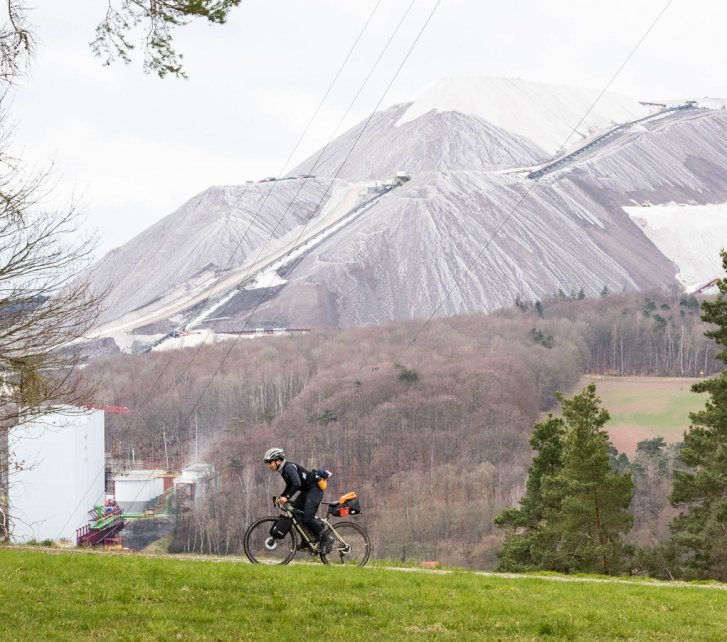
xmin=321 ymin=521 xmax=371 ymax=567
xmin=244 ymin=517 xmax=297 ymax=565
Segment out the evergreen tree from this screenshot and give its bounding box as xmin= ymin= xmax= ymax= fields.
xmin=543 ymin=384 xmax=633 ymax=574
xmin=669 ymin=250 xmax=727 ymax=581
xmin=496 ymin=384 xmax=633 ymax=574
xmin=495 ymin=416 xmax=565 ymax=570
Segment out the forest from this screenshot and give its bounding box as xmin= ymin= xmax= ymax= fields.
xmin=83 ymin=287 xmax=723 ymax=573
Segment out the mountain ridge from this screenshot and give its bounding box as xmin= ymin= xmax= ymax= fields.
xmin=81 ymin=77 xmax=727 ymax=351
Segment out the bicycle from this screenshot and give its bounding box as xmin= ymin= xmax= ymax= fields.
xmin=243 ymin=497 xmax=371 ymax=567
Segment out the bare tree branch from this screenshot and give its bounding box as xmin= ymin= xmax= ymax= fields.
xmin=0 ymin=1 xmax=34 ymax=84
xmin=90 ymin=0 xmax=243 ymax=79
xmin=0 ymin=103 xmax=105 ymax=427
xmin=1 ymin=1 xmax=242 ymax=82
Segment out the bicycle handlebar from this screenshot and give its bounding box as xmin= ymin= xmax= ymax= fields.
xmin=272 ymin=501 xmax=308 ymax=520
xmin=272 ymin=497 xmax=291 ymax=511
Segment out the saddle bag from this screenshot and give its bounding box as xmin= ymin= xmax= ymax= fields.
xmin=327 ymin=491 xmax=362 ymax=517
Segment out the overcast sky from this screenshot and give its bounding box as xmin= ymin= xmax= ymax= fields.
xmin=6 ymin=0 xmax=727 ymax=257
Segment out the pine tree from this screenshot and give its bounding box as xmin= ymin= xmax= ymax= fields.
xmin=669 ymin=250 xmax=727 ymax=581
xmin=543 ymin=384 xmax=633 ymax=574
xmin=495 ymin=416 xmax=565 ymax=571
xmin=496 ymin=384 xmax=633 ymax=574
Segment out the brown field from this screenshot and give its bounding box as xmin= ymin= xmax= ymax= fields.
xmin=577 ymin=375 xmax=710 ymax=455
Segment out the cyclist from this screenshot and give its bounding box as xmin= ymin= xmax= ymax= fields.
xmin=263 ymin=447 xmax=332 ymax=554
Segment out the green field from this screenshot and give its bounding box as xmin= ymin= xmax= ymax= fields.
xmin=579 ymin=376 xmax=709 ymax=455
xmin=1 ymin=547 xmax=726 ymax=641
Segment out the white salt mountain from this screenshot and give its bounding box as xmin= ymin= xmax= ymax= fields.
xmin=84 ymin=77 xmax=727 ymax=351
xmin=89 ymin=180 xmax=332 ymax=328
xmin=302 ymin=76 xmax=652 ymax=178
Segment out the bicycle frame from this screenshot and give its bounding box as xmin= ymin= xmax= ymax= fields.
xmin=279 ymin=504 xmax=333 ymax=553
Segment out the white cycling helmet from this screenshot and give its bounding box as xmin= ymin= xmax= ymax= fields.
xmin=264 ymin=447 xmax=285 ymax=463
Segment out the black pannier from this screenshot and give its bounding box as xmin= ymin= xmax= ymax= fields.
xmin=269 ymin=516 xmax=292 ymax=539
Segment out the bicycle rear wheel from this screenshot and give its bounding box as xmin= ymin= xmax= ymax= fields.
xmin=244 ymin=517 xmax=297 ymax=565
xmin=321 ymin=521 xmax=371 ymax=567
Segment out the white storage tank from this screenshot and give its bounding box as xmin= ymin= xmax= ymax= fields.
xmin=8 ymin=407 xmax=105 ymax=543
xmin=113 ymin=470 xmax=165 ymax=514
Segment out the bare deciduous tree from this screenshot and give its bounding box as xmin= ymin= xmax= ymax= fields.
xmin=0 ymin=1 xmax=34 ymax=83
xmin=0 ymin=106 xmax=104 ymax=426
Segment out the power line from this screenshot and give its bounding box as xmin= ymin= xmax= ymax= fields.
xmin=385 ymin=0 xmax=674 ymax=373
xmin=59 ymin=2 xmax=393 ymax=534
xmin=174 ymin=0 xmax=444 ymax=432
xmin=62 ymin=0 xmax=671 ymax=544
xmin=109 ymin=0 xmax=386 ymax=457
xmin=92 ymin=0 xmax=669 ymax=521
xmin=129 ymin=0 xmax=425 ymax=423
xmin=221 ymin=0 xmax=420 ymax=293
xmin=67 ymin=0 xmax=429 ymax=529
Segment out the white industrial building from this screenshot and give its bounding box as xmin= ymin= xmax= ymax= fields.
xmin=6 ymin=407 xmax=105 ymax=543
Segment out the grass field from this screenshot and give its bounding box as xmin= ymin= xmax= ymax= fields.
xmin=579 ymin=376 xmax=709 ymax=455
xmin=1 ymin=547 xmax=726 ymax=641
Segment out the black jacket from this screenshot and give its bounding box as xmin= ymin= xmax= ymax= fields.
xmin=279 ymin=460 xmax=317 ymax=499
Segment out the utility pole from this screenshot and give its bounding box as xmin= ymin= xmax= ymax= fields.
xmin=162 ymin=428 xmax=169 ymax=470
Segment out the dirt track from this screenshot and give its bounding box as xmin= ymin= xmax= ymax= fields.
xmin=9 ymin=545 xmax=727 ymax=591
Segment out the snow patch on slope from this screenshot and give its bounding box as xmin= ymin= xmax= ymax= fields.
xmin=396 ymin=77 xmax=652 ymax=155
xmin=624 ymin=202 xmax=727 ymax=289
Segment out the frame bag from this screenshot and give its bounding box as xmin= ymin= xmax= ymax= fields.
xmin=269 ymin=516 xmax=292 ymax=539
